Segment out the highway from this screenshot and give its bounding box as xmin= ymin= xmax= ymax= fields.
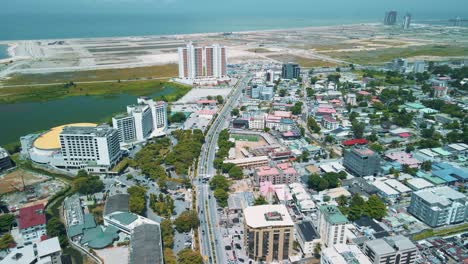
xmin=196 ymin=75 xmax=249 ymax=264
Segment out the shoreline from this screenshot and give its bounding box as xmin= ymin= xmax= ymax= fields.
xmin=0 ymin=22 xmax=382 ymax=44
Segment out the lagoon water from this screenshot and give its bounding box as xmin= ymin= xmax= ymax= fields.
xmin=0 ymin=87 xmax=175 ymax=146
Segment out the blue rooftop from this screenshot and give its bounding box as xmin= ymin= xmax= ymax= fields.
xmin=432 ymin=163 xmax=468 ymax=181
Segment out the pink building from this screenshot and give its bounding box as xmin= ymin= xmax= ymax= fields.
xmin=385 ymin=151 xmax=422 ymax=168
xmin=255 ymin=163 xmax=298 ymax=185
xmin=316 ymin=107 xmax=336 ymax=116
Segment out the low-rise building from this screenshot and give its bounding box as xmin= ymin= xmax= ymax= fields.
xmin=321 ymin=244 xmax=372 ymax=264
xmin=254 ymin=163 xmax=298 ymax=185
xmin=322 ymin=116 xmax=339 ymax=130
xmin=363 ymin=235 xmax=418 ymax=264
xmin=244 ymin=205 xmax=294 ymax=263
xmin=408 ymin=186 xmax=467 ymax=227
xmin=223 ymin=156 xmax=269 ymax=169
xmin=129 ymin=224 xmax=164 ymax=264
xmin=0 ymin=237 xmax=62 ymax=264
xmin=18 ymin=204 xmax=46 ymax=242
xmin=295 ymin=221 xmax=320 ymax=257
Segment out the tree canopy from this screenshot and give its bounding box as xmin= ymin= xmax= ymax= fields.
xmin=177 ymin=249 xmax=203 ymax=264
xmin=73 ymin=172 xmax=104 ymax=195
xmin=127 ymin=186 xmax=147 ymax=215
xmin=174 ymin=210 xmax=199 ymax=233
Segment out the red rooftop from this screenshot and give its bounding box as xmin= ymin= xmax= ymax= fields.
xmin=18 ymin=204 xmax=46 ymax=229
xmin=342 ymin=138 xmax=368 ymax=146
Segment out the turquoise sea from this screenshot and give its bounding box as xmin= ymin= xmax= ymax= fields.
xmin=0 ymin=12 xmax=462 ymax=41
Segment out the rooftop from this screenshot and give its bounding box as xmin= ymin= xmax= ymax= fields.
xmin=319 ymin=205 xmax=349 ymax=225
xmin=130 ymin=224 xmax=163 ymax=264
xmin=36 ymin=237 xmax=61 ymax=257
xmin=414 ymin=186 xmax=466 ymax=206
xmin=104 ymin=194 xmax=129 ymax=216
xmin=323 ymin=244 xmax=372 ymax=264
xmin=296 ymin=221 xmax=319 ymax=242
xmin=33 ymin=123 xmax=97 ymax=150
xmin=19 ymin=204 xmax=46 ymax=229
xmin=244 ymin=205 xmax=294 ymax=228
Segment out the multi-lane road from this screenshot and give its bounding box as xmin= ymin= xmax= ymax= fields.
xmin=196 ymin=75 xmax=250 ymax=263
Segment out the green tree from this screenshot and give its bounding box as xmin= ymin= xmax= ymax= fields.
xmin=254 ymin=196 xmax=269 ymax=205
xmin=0 ymin=214 xmax=15 ymax=233
xmin=174 ymin=211 xmax=199 ymax=233
xmin=73 ymin=175 xmax=104 ymax=195
xmin=177 ymin=249 xmax=203 ymax=264
xmin=351 ymin=121 xmax=365 ymax=138
xmin=363 ymin=195 xmax=387 ymax=220
xmin=46 ymin=217 xmax=68 ymax=247
xmin=216 ymin=95 xmax=224 ymax=104
xmin=231 ymin=108 xmax=240 ymax=116
xmin=348 ymin=194 xmax=365 ymax=221
xmin=307 ymin=117 xmax=321 ymax=133
xmin=164 ymin=248 xmax=177 ymax=264
xmin=128 ymin=186 xmax=147 ymax=215
xmin=336 ymin=195 xmax=348 ymax=207
xmin=369 ymin=143 xmax=384 ymax=153
xmin=0 ymin=233 xmax=15 ymax=250
xmin=161 ymin=219 xmax=174 ymax=248
xmin=213 ymin=188 xmax=229 ymax=207
xmin=421 ymin=160 xmax=432 ymax=171
xmin=169 ymin=112 xmax=187 ymax=123
xmin=209 ymin=175 xmax=230 ymax=191
xmin=228 ymin=165 xmax=243 ymax=180
xmin=279 ymin=89 xmax=287 ymax=97
xmin=290 ymin=102 xmax=303 ymax=115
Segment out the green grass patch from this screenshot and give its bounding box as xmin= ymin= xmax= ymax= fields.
xmin=2 ymin=64 xmax=178 ymax=85
xmin=0 ymin=80 xmax=191 ymax=104
xmin=323 ymin=44 xmax=468 ymax=65
xmin=412 ymin=223 xmax=468 ymax=241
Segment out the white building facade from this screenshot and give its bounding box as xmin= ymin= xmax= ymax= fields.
xmin=178 ymin=42 xmax=227 ymax=81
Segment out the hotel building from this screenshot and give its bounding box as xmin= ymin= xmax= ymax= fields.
xmin=59 ymin=125 xmax=122 ymax=170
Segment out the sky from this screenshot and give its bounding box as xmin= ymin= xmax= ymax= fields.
xmin=3 ymin=0 xmax=468 ymax=18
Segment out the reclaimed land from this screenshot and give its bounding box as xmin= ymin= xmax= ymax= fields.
xmin=1 ymin=64 xmax=178 ymax=85
xmin=322 ymin=44 xmax=468 ymax=65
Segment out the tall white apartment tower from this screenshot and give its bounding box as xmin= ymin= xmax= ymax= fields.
xmin=178 ymin=42 xmax=227 ymax=80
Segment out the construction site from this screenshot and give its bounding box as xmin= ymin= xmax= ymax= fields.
xmin=0 ymin=169 xmax=67 ymax=211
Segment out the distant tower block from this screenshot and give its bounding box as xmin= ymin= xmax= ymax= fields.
xmin=384 ymin=11 xmax=397 ymax=25
xmin=403 ymin=13 xmax=412 ymax=29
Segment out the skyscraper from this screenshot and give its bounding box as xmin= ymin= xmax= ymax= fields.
xmin=403 ymin=13 xmax=412 ymax=29
xmin=384 ymin=11 xmax=397 ymax=25
xmin=281 ymin=63 xmax=300 ymax=80
xmin=178 ymin=42 xmax=227 ymax=80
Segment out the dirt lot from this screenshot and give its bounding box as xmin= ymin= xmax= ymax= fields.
xmin=0 ymin=169 xmax=48 ymax=194
xmin=234 ymin=137 xmax=268 ymax=159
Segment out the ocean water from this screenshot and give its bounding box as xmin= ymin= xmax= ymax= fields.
xmin=0 ymin=45 xmax=8 ymax=59
xmin=0 ymin=13 xmax=380 ymax=41
xmin=0 ymin=12 xmax=460 ymax=41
